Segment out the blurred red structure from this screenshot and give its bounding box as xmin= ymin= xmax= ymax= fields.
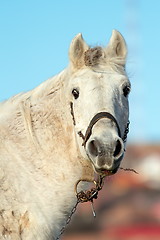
xmin=62 ymin=144 xmax=160 ymax=240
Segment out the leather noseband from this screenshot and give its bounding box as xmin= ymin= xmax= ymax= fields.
xmin=70 ymin=103 xmax=129 ymax=147
xmin=81 ymin=112 xmax=121 ymax=147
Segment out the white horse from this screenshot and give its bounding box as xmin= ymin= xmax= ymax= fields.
xmin=0 ymin=30 xmax=130 ymax=240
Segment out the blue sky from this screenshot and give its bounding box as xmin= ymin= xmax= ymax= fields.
xmin=0 ymin=0 xmax=159 ymax=143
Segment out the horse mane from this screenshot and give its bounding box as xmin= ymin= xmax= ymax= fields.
xmin=84 ymin=46 xmax=126 ymax=74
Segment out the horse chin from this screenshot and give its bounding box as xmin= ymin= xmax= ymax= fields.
xmin=86 ymin=152 xmax=120 ymax=176
xmin=93 ymin=164 xmax=120 ymax=176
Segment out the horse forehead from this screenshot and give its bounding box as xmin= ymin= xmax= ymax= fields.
xmin=75 ymin=68 xmax=127 ymax=81
xmin=76 ymin=70 xmax=128 ymax=88
xmin=93 ymin=71 xmax=127 ymax=81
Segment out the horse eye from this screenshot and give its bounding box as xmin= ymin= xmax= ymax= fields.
xmin=72 ymin=89 xmax=79 ymax=99
xmin=123 ymin=86 xmax=131 ymax=97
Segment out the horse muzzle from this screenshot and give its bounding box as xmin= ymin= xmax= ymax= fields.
xmin=79 ymin=111 xmax=128 ymax=176
xmin=86 ymin=135 xmax=124 ymax=175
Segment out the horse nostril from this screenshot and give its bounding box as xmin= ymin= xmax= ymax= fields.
xmin=88 ymin=140 xmax=98 ymax=157
xmin=113 ymin=140 xmax=122 ymax=158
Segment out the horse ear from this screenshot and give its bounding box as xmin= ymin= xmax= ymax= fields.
xmin=107 ymin=30 xmax=127 ymax=62
xmin=69 ymin=33 xmax=89 ymax=69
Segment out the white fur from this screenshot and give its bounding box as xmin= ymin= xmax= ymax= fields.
xmin=0 ymin=30 xmax=130 ymax=239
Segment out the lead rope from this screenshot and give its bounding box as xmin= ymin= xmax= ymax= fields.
xmin=56 ymin=201 xmax=79 ymax=240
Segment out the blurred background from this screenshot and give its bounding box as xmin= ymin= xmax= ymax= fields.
xmin=0 ymin=0 xmax=160 ymax=239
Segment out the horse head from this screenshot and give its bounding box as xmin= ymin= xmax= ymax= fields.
xmin=67 ymin=30 xmax=130 ymax=176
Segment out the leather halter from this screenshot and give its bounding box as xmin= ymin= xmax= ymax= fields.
xmin=81 ymin=112 xmax=122 ymax=147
